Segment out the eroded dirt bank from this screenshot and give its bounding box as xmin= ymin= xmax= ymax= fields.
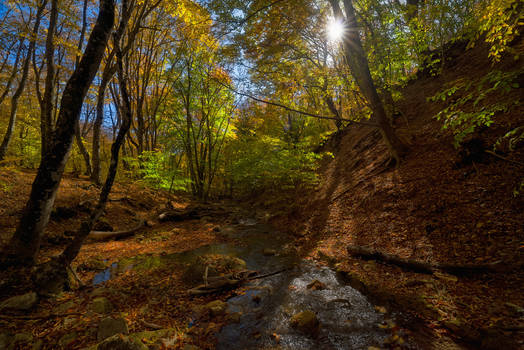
xmin=272 ymin=39 xmax=524 ymax=349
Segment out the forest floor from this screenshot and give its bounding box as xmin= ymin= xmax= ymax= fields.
xmin=0 ymin=170 xmax=253 ymax=349
xmin=0 ymin=40 xmax=523 ymax=350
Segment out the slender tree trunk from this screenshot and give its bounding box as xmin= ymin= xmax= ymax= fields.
xmin=91 ymin=68 xmax=114 ymax=183
xmin=61 ymin=0 xmax=132 ymax=265
xmin=75 ymin=119 xmax=92 ymax=175
xmin=0 ymin=38 xmax=24 ymax=107
xmin=73 ymin=0 xmax=92 ymax=175
xmin=0 ymin=3 xmax=46 ymax=162
xmin=329 ymin=0 xmax=407 ymax=162
xmin=41 ymin=0 xmax=58 ymax=158
xmin=1 ymin=0 xmax=116 ymax=266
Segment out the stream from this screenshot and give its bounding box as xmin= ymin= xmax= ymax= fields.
xmin=93 ymin=218 xmax=417 ymax=349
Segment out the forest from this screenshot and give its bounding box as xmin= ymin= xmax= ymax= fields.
xmin=0 ymin=0 xmax=522 ymax=349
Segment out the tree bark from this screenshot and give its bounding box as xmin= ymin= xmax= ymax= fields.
xmin=1 ymin=0 xmax=116 ymax=266
xmin=60 ymin=0 xmax=133 ymax=264
xmin=74 ymin=119 xmax=92 ymax=175
xmin=41 ymin=0 xmax=58 ymax=158
xmin=329 ymin=0 xmax=407 ymax=162
xmin=91 ymin=66 xmax=115 ymax=184
xmin=73 ymin=0 xmax=93 ymax=176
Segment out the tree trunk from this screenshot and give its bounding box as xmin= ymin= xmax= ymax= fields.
xmin=0 ymin=37 xmax=24 ymax=107
xmin=75 ymin=119 xmax=92 ymax=175
xmin=1 ymin=0 xmax=116 ymax=266
xmin=91 ymin=68 xmax=114 ymax=184
xmin=41 ymin=0 xmax=58 ymax=158
xmin=329 ymin=0 xmax=407 ymax=162
xmin=61 ymin=0 xmax=133 ymax=264
xmin=0 ymin=3 xmax=46 ymax=162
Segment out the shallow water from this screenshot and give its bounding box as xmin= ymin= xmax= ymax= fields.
xmin=92 ymin=220 xmax=414 ymax=349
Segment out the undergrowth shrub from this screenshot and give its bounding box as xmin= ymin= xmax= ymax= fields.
xmin=430 ymin=70 xmax=520 ymax=146
xmin=226 ymin=136 xmax=327 ymax=197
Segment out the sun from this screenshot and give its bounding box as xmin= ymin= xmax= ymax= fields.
xmin=327 ymin=18 xmax=345 ymax=42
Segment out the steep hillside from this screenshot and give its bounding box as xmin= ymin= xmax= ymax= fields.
xmin=283 ymin=39 xmax=524 ymax=348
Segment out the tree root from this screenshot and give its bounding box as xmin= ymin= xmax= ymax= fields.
xmin=87 ymin=220 xmax=145 ymax=241
xmin=347 ymin=245 xmax=510 ymax=275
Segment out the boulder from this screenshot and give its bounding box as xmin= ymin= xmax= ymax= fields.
xmin=90 ymin=287 xmax=113 ymax=298
xmin=91 ymin=297 xmax=113 ymax=314
xmin=205 ymin=300 xmax=227 ymax=317
xmin=183 ymin=254 xmax=246 ymax=283
xmin=97 ymin=317 xmax=129 ymax=341
xmin=0 ymin=292 xmax=38 ymax=311
xmin=58 ymin=332 xmax=77 ymax=347
xmin=98 ymin=334 xmax=147 ymax=350
xmin=0 ymin=332 xmax=11 ymax=349
xmin=0 ymin=333 xmax=34 ymax=349
xmin=290 ymin=310 xmax=319 ymax=335
xmin=55 ymin=300 xmax=76 ymax=314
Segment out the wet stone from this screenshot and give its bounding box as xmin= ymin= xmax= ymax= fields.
xmin=98 ymin=334 xmax=147 ymax=350
xmin=55 ymin=300 xmax=76 ymax=313
xmin=0 ymin=332 xmax=11 ymax=349
xmin=90 ymin=287 xmax=114 ymax=297
xmin=97 ymin=317 xmax=129 ymax=341
xmin=58 ymin=332 xmax=77 ymax=347
xmin=0 ymin=292 xmax=38 ymax=311
xmin=91 ymin=297 xmax=113 ymax=314
xmin=206 ymin=300 xmax=227 ymax=317
xmin=290 ymin=310 xmax=320 ymax=336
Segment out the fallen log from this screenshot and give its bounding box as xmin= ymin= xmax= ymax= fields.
xmin=346 ymin=245 xmax=506 ymax=275
xmin=88 ymin=220 xmax=145 ymax=241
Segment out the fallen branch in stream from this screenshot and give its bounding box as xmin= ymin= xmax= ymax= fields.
xmin=139 ymin=319 xmax=164 ymax=330
xmin=187 ymin=268 xmax=290 ymax=295
xmin=346 ymin=245 xmax=513 ymax=275
xmin=0 ymin=312 xmax=83 ymax=320
xmin=87 ymin=220 xmax=145 ymax=241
